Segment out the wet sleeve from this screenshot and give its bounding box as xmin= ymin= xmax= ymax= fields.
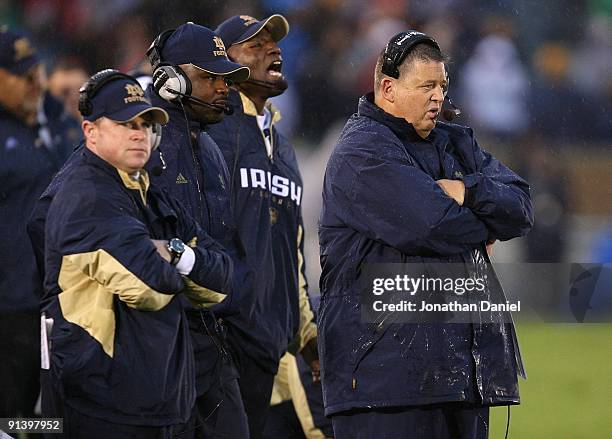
xmin=462 ymin=136 xmax=534 ymax=241
xmin=49 ymin=191 xmax=185 ymax=312
xmin=330 ymin=151 xmax=490 ymax=256
xmin=172 ymin=200 xmax=235 ymax=307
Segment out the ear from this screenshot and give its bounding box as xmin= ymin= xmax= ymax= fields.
xmin=82 ymin=120 xmax=96 ymax=145
xmin=380 ymin=77 xmax=395 ymax=103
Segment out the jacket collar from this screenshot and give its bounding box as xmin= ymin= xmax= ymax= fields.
xmin=82 ymin=147 xmax=150 ymax=204
xmin=234 ymin=89 xmax=282 ymax=124
xmin=358 ymin=92 xmax=448 ymax=145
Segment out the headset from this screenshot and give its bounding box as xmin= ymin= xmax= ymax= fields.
xmin=79 ymin=69 xmax=163 ymax=150
xmin=146 ymin=29 xmax=233 ymax=115
xmin=381 ymin=31 xmax=461 ymax=121
xmin=382 ymin=31 xmax=441 ymax=79
xmin=147 ymin=29 xmax=190 ymax=102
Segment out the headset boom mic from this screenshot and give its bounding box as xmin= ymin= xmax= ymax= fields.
xmin=166 ymin=88 xmax=233 ymax=114
xmin=442 ymin=98 xmax=462 ymax=122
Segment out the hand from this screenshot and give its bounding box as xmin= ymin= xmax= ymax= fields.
xmin=436 ymin=179 xmax=465 ymax=206
xmin=301 ymin=337 xmax=321 ymax=383
xmin=151 ymin=239 xmax=171 ymax=263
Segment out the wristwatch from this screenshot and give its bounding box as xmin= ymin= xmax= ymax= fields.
xmin=166 ymin=238 xmax=186 ymax=266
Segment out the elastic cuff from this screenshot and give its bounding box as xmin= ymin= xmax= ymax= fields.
xmin=175 ymin=245 xmax=195 ymax=275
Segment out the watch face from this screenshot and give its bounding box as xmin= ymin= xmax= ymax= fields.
xmin=169 ymin=238 xmax=185 ymax=254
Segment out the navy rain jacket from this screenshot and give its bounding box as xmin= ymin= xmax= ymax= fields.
xmin=207 ymin=90 xmax=317 ymax=374
xmin=318 ymin=93 xmax=533 ymax=416
xmin=43 ymin=148 xmax=234 ymax=425
xmin=144 ymin=87 xmax=252 ymax=394
xmin=1 ymin=93 xmax=80 ymax=314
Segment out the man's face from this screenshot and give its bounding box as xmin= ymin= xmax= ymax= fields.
xmin=84 ymin=115 xmax=154 ymax=173
xmin=392 ymin=59 xmax=447 ymax=138
xmin=0 ymin=63 xmax=46 ymax=125
xmin=48 ymin=67 xmax=89 ymax=120
xmin=180 ymin=64 xmax=230 ymax=124
xmin=227 ymin=28 xmax=287 ymax=97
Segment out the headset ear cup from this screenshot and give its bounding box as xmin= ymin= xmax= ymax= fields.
xmin=153 ymin=65 xmax=190 ymax=102
xmin=382 ymin=56 xmax=399 ymax=79
xmin=78 ymin=88 xmax=91 ymax=116
xmin=151 ymin=123 xmax=162 ymax=150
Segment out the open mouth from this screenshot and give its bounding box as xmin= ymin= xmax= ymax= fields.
xmin=267 ymin=60 xmax=283 ymax=78
xmin=427 ymin=109 xmax=440 ymax=119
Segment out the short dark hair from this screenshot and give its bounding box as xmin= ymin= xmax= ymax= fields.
xmin=374 ymin=42 xmax=449 ymax=91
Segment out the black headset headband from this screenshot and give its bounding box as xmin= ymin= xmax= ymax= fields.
xmin=381 ymin=31 xmax=441 ymax=79
xmin=146 ymin=29 xmax=176 ymax=70
xmin=78 ymin=69 xmax=135 ymax=117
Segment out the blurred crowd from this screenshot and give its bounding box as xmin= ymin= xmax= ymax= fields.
xmin=4 ymin=0 xmax=611 ymax=144
xmin=3 ymin=0 xmax=612 ymax=272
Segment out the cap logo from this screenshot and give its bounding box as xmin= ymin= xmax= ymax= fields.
xmin=239 ymin=15 xmax=258 ymax=26
xmin=213 ymin=36 xmax=227 ymax=57
xmin=124 ymin=84 xmax=148 ymax=104
xmin=13 ymin=37 xmax=35 ymax=62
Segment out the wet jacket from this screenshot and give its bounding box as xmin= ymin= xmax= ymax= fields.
xmin=318 ymin=93 xmax=533 ymax=416
xmin=207 ymin=90 xmax=317 ymax=374
xmin=43 ymin=147 xmax=234 ymax=425
xmin=144 ymin=88 xmax=251 ymax=394
xmin=0 ymin=93 xmax=80 ymax=314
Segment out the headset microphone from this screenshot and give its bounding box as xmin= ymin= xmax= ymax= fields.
xmin=165 ymin=88 xmax=234 ymax=115
xmin=442 ymin=97 xmax=461 ymax=122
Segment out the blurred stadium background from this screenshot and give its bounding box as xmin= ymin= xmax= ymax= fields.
xmin=2 ymin=0 xmax=611 ymax=436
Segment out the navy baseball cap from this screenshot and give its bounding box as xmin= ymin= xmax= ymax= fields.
xmin=158 ymin=22 xmax=249 ymax=82
xmin=216 ymin=14 xmax=289 ymax=47
xmin=82 ymin=71 xmax=169 ymax=124
xmin=0 ymin=26 xmax=41 ymax=75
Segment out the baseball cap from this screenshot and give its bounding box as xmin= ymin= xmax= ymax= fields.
xmin=82 ymin=70 xmax=169 ymax=124
xmin=216 ymin=14 xmax=289 ymax=47
xmin=157 ymin=22 xmax=249 ymax=83
xmin=0 ymin=26 xmax=41 ymax=75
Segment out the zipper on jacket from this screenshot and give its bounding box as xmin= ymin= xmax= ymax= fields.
xmin=269 ymin=125 xmax=275 ymax=163
xmin=259 ymin=117 xmax=274 ymax=163
xmin=189 ymin=130 xmax=207 ymax=226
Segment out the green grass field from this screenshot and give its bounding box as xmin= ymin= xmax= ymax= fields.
xmin=489 ymin=324 xmax=612 ymax=438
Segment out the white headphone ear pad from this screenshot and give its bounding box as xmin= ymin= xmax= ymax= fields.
xmin=151 ymin=123 xmax=162 ymax=150
xmin=153 ymin=66 xmax=185 ymax=102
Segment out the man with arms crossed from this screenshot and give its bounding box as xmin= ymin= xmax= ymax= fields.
xmin=318 ymin=31 xmax=533 ymax=439
xmin=43 ymin=70 xmax=235 ymax=437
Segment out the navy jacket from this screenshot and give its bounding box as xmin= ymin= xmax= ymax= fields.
xmin=44 ymin=148 xmax=234 ymax=425
xmin=0 ymin=93 xmax=80 ymax=314
xmin=207 ymin=90 xmax=317 ymax=374
xmin=144 ymin=88 xmax=252 ymax=393
xmin=318 ymin=93 xmax=533 ymax=415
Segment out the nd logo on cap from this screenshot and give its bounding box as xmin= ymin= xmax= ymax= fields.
xmin=213 ymin=36 xmax=226 ymax=57
xmin=239 ymin=15 xmax=258 ymax=26
xmin=124 ymin=84 xmax=148 ymax=104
